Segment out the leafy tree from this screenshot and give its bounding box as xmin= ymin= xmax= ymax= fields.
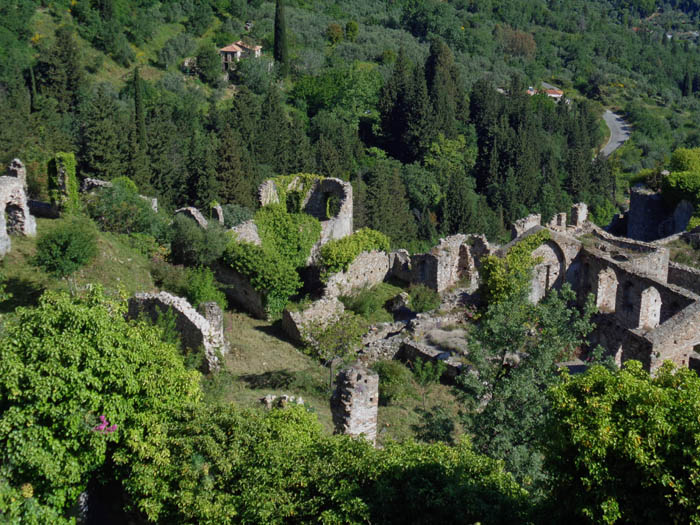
xmin=325 ymin=23 xmax=343 ymax=45
xmin=196 ymin=44 xmax=222 ymax=86
xmin=0 ymin=289 xmax=201 ymax=521
xmin=543 ymin=361 xmax=700 ymax=524
xmin=458 ymin=283 xmax=596 ymax=488
xmin=35 ymin=25 xmax=85 ymax=114
xmin=170 ymin=215 xmax=229 ymax=267
xmin=345 ymin=20 xmax=359 ymax=42
xmin=273 ymin=0 xmax=289 ymax=77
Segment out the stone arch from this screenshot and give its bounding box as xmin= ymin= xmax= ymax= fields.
xmin=596 ymin=267 xmax=618 ymax=313
xmin=638 ymin=286 xmax=661 ymax=330
xmin=529 ymin=240 xmax=566 ymax=302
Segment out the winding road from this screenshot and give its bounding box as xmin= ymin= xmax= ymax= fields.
xmin=600 ymin=110 xmax=632 ymax=157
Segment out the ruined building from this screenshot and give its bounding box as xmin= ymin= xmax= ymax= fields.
xmin=331 ymin=363 xmax=379 ymax=445
xmin=0 ymin=159 xmax=37 ymax=257
xmin=505 ymin=203 xmax=700 ymax=373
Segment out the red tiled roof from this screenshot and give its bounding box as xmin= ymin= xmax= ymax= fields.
xmin=220 ymin=43 xmax=244 ymax=53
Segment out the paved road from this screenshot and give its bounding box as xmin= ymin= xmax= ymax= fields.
xmin=601 ymin=110 xmax=632 ymax=157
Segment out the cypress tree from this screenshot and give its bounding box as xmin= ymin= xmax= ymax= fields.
xmin=273 ymin=0 xmax=289 ymax=77
xmin=404 ymin=65 xmax=434 ymax=161
xmin=231 ymin=87 xmax=260 ymax=161
xmin=257 ymin=84 xmax=290 ymax=172
xmin=444 ymin=173 xmax=481 ymax=235
xmin=36 ymin=25 xmax=85 ymax=114
xmin=366 ymin=159 xmax=417 ymax=244
xmin=425 ymin=39 xmax=459 ymax=138
xmin=147 ymin=103 xmax=187 ymax=206
xmin=128 ymin=68 xmax=150 ymax=189
xmin=378 ymin=48 xmax=413 ymax=160
xmin=216 ymin=123 xmax=256 ymax=208
xmin=80 ymin=84 xmax=125 ymax=179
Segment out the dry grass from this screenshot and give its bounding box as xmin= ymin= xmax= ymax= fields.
xmin=667 ymin=238 xmax=700 ymax=269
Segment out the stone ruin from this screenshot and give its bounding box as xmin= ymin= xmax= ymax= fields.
xmin=173 ymin=206 xmax=209 ymax=229
xmin=127 ymin=291 xmax=229 ymax=373
xmin=624 ymin=185 xmax=693 ymax=242
xmin=331 ymin=362 xmax=379 ymax=445
xmin=0 ymin=159 xmax=37 ymax=257
xmin=81 ymin=177 xmax=159 ymax=213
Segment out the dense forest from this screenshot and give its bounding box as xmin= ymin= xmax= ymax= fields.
xmin=4 ymin=1 xmax=700 ymax=523
xmin=3 ymin=0 xmax=700 ymax=246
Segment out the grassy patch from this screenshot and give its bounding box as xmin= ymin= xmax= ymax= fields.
xmin=340 ymin=282 xmax=404 ymax=324
xmin=1 ymin=217 xmax=154 ymax=312
xmin=667 ymin=238 xmax=700 ymax=269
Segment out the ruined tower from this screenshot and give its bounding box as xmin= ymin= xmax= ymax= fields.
xmin=331 ymin=363 xmax=379 ymax=445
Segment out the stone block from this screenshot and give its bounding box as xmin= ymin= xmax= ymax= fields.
xmin=331 ymin=363 xmax=379 ymax=445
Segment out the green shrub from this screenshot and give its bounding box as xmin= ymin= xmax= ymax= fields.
xmin=48 ymin=152 xmax=80 ymax=213
xmin=34 ymin=218 xmax=98 ymax=277
xmin=371 ymin=360 xmax=415 ymax=405
xmin=687 ymin=215 xmax=700 ymax=231
xmin=221 ymin=203 xmax=254 ymax=228
xmin=408 ymin=284 xmax=441 ymax=313
xmin=151 ymin=258 xmax=189 ymax=296
xmin=661 ymin=170 xmax=700 ymax=207
xmin=223 ymin=241 xmax=302 ymax=318
xmin=270 ymin=173 xmax=325 ymax=211
xmin=170 ymin=215 xmax=230 ymax=267
xmin=185 ymin=266 xmax=227 ymax=310
xmin=669 ymin=147 xmax=700 ymax=172
xmin=319 ymin=228 xmax=391 ymax=280
xmin=254 ymin=203 xmax=321 ymax=268
xmin=340 ymin=283 xmax=402 ymax=323
xmin=86 ymin=178 xmax=169 ymax=241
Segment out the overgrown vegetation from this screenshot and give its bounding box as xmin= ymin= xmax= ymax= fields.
xmin=33 ymin=216 xmax=98 ymax=277
xmin=319 ymin=228 xmax=390 ymax=280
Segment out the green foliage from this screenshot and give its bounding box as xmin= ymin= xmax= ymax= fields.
xmin=0 ymin=289 xmax=200 ymax=521
xmin=307 ymin=311 xmax=368 ymax=365
xmin=269 ymin=173 xmax=324 ymax=213
xmin=687 ymin=215 xmax=700 ymax=231
xmin=273 ymin=0 xmax=289 ymax=76
xmin=123 ymin=403 xmax=528 ymax=524
xmin=170 ymin=215 xmax=230 ymax=267
xmin=408 ymin=283 xmax=441 ymax=312
xmin=184 ymin=266 xmax=227 ymax=311
xmin=661 ymin=170 xmax=700 ymax=207
xmin=371 ymin=360 xmax=415 ymax=405
xmin=195 ymin=44 xmax=222 ymax=86
xmin=223 ymin=241 xmax=301 ymax=318
xmin=319 ymin=228 xmax=391 ymax=280
xmin=543 ymin=361 xmax=700 ymax=524
xmin=458 ymin=284 xmax=597 ymax=487
xmin=86 ymin=178 xmax=169 ymax=241
xmin=47 ymin=152 xmax=79 ymax=213
xmin=412 ymin=357 xmax=447 ymax=409
xmin=340 ymin=282 xmax=402 ymax=323
xmin=479 ymin=230 xmax=550 ymax=305
xmin=669 ymin=147 xmax=700 ymax=173
xmin=34 ymin=216 xmax=98 ymax=277
xmin=254 ymin=203 xmax=321 ymax=268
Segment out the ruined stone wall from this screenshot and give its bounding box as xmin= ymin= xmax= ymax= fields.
xmin=589 ymin=228 xmax=670 ymax=281
xmin=578 ymin=249 xmax=694 ymax=328
xmin=81 ymin=177 xmax=158 ymax=212
xmin=281 ymin=297 xmax=345 ymax=345
xmin=667 ymin=262 xmax=700 ymax=295
xmin=174 ymin=207 xmax=208 ymax=229
xmin=0 ymin=160 xmax=37 ymax=257
xmin=331 ymin=363 xmax=379 ymax=445
xmin=324 ymin=250 xmax=392 ymax=298
xmin=230 ymin=219 xmax=261 ymax=245
xmin=127 ymin=291 xmax=228 ymax=372
xmin=397 ymin=341 xmax=463 ymax=383
xmin=648 ymin=301 xmax=700 ymax=371
xmin=213 ymin=263 xmax=267 ymax=319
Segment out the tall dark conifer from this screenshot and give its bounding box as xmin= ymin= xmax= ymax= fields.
xmin=425 ymin=39 xmax=459 ymax=138
xmin=80 ymin=84 xmax=125 ymax=179
xmin=216 ymin=123 xmax=255 ymax=207
xmin=36 ymin=25 xmax=85 ymax=113
xmin=273 ymin=0 xmax=289 ymax=77
xmin=128 ymin=68 xmax=150 ymax=189
xmin=257 ymin=84 xmax=290 ymax=172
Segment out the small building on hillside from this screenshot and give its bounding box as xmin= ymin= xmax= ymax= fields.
xmin=527 ymin=86 xmax=564 ymax=101
xmin=219 ymin=40 xmax=262 ymax=71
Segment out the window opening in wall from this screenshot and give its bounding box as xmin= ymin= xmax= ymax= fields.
xmin=324 ymin=192 xmax=341 ymax=219
xmin=622 ymin=281 xmax=634 ymax=312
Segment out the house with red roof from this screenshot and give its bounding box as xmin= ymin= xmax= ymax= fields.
xmin=219 ymin=41 xmax=262 ymax=71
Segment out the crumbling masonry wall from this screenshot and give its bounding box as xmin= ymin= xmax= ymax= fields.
xmin=331 ymin=363 xmax=379 ymax=445
xmin=0 ymin=159 xmax=37 ymax=257
xmin=127 ymin=291 xmax=229 ymax=372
